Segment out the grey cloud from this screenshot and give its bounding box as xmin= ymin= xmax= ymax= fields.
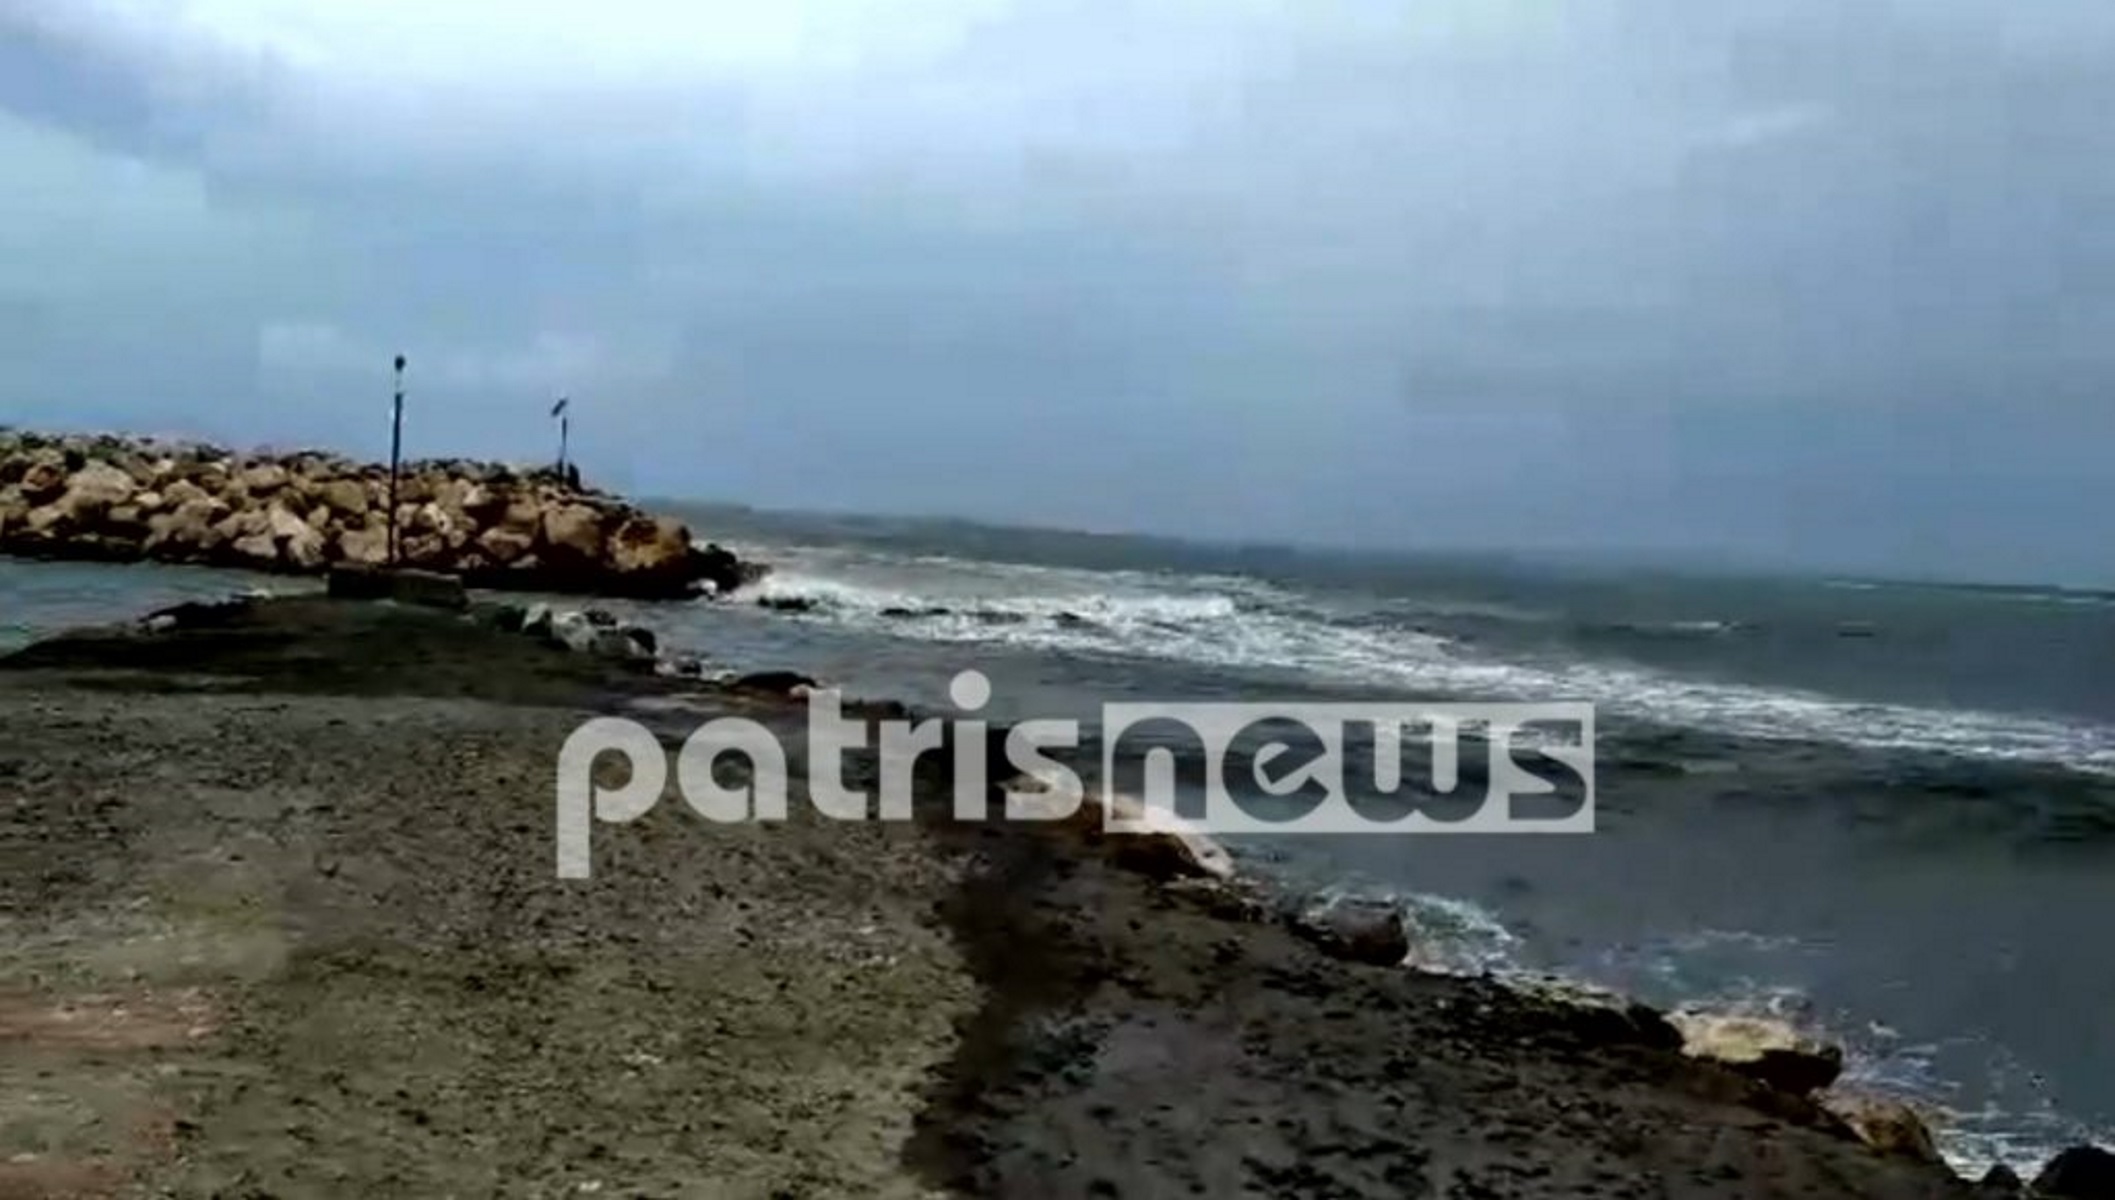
xmin=1 ymin=0 xmax=2112 ymax=581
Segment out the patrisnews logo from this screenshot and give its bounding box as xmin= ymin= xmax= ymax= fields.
xmin=556 ymin=678 xmax=1595 ymax=878
xmin=1102 ymin=702 xmax=1595 ymax=836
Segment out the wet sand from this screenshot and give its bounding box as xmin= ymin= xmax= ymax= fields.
xmin=0 ymin=598 xmax=1976 ymax=1197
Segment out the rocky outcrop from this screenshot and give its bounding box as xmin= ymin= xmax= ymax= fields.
xmin=2034 ymin=1145 xmax=2115 ymax=1198
xmin=0 ymin=430 xmax=762 ymax=599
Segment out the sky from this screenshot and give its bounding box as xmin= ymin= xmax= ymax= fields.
xmin=2 ymin=1 xmax=2111 ymax=584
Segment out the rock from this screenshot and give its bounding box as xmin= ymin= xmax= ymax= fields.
xmin=1290 ymin=899 xmax=1412 ymax=967
xmin=237 ymin=462 xmax=291 ymax=495
xmin=656 ymin=654 xmax=706 ymax=678
xmin=1667 ymin=1013 xmax=1845 ymax=1095
xmin=2034 ymin=1145 xmax=2115 ymax=1198
xmin=732 ymin=670 xmax=821 ymax=697
xmin=520 ymin=604 xmax=555 ymax=638
xmin=265 ymin=503 xmax=311 ymax=542
xmin=337 ymin=525 xmax=390 ymax=568
xmin=1819 ymin=1092 xmax=1943 ymax=1165
xmin=607 ymin=514 xmax=694 ymax=594
xmin=138 ymin=596 xmax=255 ymax=631
xmin=160 ymin=478 xmax=211 ymax=510
xmin=283 ymin=522 xmax=329 ymax=570
xmin=485 ymin=604 xmax=530 ymax=634
xmin=1504 ymin=975 xmax=1685 ymax=1052
xmin=229 ymin=531 xmax=281 ymax=567
xmin=144 ymin=499 xmax=226 ymax=559
xmin=621 ymin=625 xmax=658 ymax=655
xmin=19 ymin=457 xmax=69 ymax=503
xmin=4 ymin=433 xmax=760 ymax=598
xmin=316 ymin=478 xmax=370 ymax=518
xmin=690 ymin=542 xmax=751 ymax=596
xmin=584 ymin=608 xmax=619 ymax=628
xmin=758 ymin=595 xmax=819 ymax=614
xmin=55 ymin=461 xmax=138 ymax=525
xmin=476 ymin=524 xmax=536 ymax=566
xmin=1977 ymin=1164 xmax=2024 ymax=1195
xmin=326 ymin=565 xmax=468 ymax=610
xmin=540 ymin=504 xmax=606 ymax=566
xmin=543 ymin=610 xmax=654 ymax=663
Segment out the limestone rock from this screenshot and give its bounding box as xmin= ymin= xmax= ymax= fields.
xmin=1667 ymin=1012 xmax=1844 ymax=1095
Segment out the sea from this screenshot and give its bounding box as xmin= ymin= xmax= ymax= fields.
xmin=5 ymin=508 xmax=2112 ymax=1178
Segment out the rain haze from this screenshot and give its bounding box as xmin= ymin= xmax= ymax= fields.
xmin=3 ymin=0 xmax=2111 ymax=583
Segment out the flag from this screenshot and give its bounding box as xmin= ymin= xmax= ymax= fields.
xmin=550 ymin=397 xmax=569 ymax=418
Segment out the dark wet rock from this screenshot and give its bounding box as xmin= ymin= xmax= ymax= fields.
xmin=326 ymin=565 xmax=469 ymax=611
xmin=1288 ymin=899 xmax=1411 ymax=967
xmin=880 ymin=605 xmax=954 ymax=619
xmin=1977 ymin=1163 xmax=2023 ymax=1195
xmin=139 ymin=596 xmax=257 ymax=633
xmin=2034 ymin=1145 xmax=2115 ymax=1198
xmin=583 ymin=608 xmax=619 ymax=628
xmin=732 ymin=670 xmax=820 ymax=697
xmin=485 ymin=603 xmax=529 ymax=634
xmin=621 ymin=625 xmax=658 ymax=656
xmin=519 ymin=603 xmax=555 ymax=638
xmin=756 ymin=595 xmax=819 ymax=614
xmin=655 ymin=654 xmax=706 ymax=679
xmin=689 ymin=541 xmax=755 ymax=597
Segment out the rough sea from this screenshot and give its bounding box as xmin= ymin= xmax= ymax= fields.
xmin=6 ymin=507 xmax=2112 ymax=1177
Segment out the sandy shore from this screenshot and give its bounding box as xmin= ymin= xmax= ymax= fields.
xmin=0 ymin=597 xmax=1980 ymax=1197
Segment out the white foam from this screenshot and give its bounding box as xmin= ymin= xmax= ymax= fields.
xmin=742 ymin=549 xmax=2115 ymax=774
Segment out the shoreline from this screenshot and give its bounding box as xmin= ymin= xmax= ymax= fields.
xmin=0 ymin=591 xmax=2049 ymax=1196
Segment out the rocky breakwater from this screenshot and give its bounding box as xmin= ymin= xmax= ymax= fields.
xmin=0 ymin=430 xmax=758 ymax=599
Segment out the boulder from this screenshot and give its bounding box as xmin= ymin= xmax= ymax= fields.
xmin=19 ymin=457 xmax=69 ymax=503
xmin=229 ymin=530 xmax=281 ymax=567
xmin=237 ymin=462 xmax=291 ymax=495
xmin=1819 ymin=1092 xmax=1943 ymax=1165
xmin=160 ymin=478 xmax=212 ymax=510
xmin=145 ymin=499 xmax=226 ymax=559
xmin=607 ymin=514 xmax=694 ymax=592
xmin=55 ymin=461 xmax=138 ymax=525
xmin=337 ymin=525 xmax=389 ymax=568
xmin=1667 ymin=1013 xmax=1844 ymax=1095
xmin=2034 ymin=1145 xmax=2115 ymax=1199
xmin=1289 ymin=899 xmax=1412 ymax=967
xmin=540 ymin=503 xmax=607 ymax=566
xmin=316 ymin=478 xmax=369 ymax=518
xmin=476 ymin=524 xmax=536 ymax=566
xmin=326 ymin=565 xmax=469 ymax=610
xmin=1977 ymin=1164 xmax=2024 ymax=1195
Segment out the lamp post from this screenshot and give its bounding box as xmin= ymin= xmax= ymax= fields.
xmin=387 ymin=354 xmax=406 ymax=566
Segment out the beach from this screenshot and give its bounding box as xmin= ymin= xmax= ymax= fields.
xmin=0 ymin=586 xmax=2008 ymax=1197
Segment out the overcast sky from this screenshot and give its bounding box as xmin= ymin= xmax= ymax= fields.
xmin=2 ymin=1 xmax=2111 ymax=583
